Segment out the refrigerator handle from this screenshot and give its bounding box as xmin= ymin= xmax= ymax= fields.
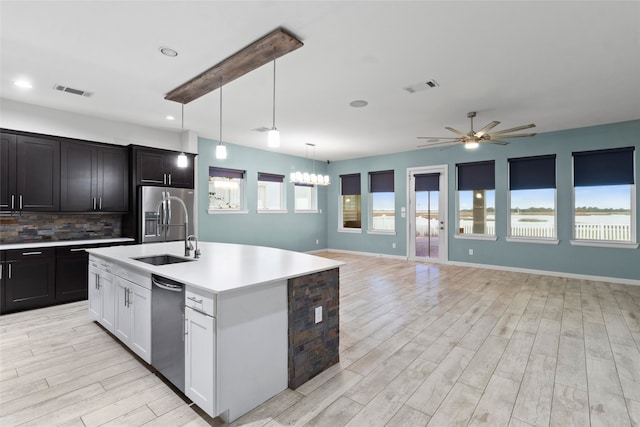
xmin=167 ymin=198 xmax=172 ymax=229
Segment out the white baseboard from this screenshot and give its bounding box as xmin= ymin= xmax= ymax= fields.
xmin=325 ymin=248 xmax=640 ymax=287
xmin=446 ymin=260 xmax=640 ymax=287
xmin=325 ymin=248 xmax=408 ymax=261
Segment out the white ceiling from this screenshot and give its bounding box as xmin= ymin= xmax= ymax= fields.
xmin=1 ymin=1 xmax=639 ymax=161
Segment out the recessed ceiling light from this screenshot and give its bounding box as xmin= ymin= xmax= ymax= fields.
xmin=160 ymin=47 xmax=178 ymax=57
xmin=349 ymin=100 xmax=368 ymax=108
xmin=14 ymin=79 xmax=33 ymax=89
xmin=166 ymin=115 xmax=175 ymax=121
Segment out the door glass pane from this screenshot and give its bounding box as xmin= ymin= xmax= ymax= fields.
xmin=415 ymin=190 xmax=439 ymax=258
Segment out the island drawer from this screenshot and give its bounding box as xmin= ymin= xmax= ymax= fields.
xmin=185 ymin=287 xmax=215 ymax=316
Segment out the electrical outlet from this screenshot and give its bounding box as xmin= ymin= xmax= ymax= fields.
xmin=315 ymin=306 xmax=322 ymax=323
xmin=469 ymin=249 xmax=474 ymax=255
xmin=316 ymin=239 xmax=319 ymax=245
xmin=392 ymin=243 xmax=396 ymax=249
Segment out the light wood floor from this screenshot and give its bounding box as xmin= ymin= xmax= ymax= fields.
xmin=1 ymin=252 xmax=639 ymax=426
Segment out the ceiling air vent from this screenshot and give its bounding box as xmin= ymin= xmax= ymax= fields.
xmin=403 ymin=79 xmax=439 ymax=94
xmin=53 ymin=84 xmax=94 ymax=97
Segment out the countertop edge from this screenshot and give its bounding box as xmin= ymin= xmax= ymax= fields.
xmin=86 ymin=242 xmax=345 ymax=295
xmin=0 ymin=238 xmax=135 ymax=251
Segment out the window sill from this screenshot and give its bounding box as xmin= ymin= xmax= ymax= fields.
xmin=454 ymin=234 xmax=497 ymax=241
xmin=570 ymin=239 xmax=639 ymax=249
xmin=506 ymin=237 xmax=559 ymax=245
xmin=294 ymin=210 xmax=318 ymax=214
xmin=367 ymin=230 xmax=396 ymax=236
xmin=338 ymin=228 xmax=362 ymax=234
xmin=207 ymin=209 xmax=249 ymax=215
xmin=257 ymin=209 xmax=288 ymax=214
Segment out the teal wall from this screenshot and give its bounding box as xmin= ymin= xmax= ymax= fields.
xmin=198 ymin=120 xmax=640 ymax=281
xmin=198 ymin=137 xmax=328 ymax=252
xmin=325 ymin=119 xmax=640 ymax=281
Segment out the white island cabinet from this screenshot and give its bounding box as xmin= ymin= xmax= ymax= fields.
xmin=87 ymin=241 xmax=344 ymax=423
xmin=88 ymin=255 xmax=152 ymax=363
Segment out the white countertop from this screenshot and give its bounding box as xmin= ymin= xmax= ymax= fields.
xmin=86 ymin=241 xmax=344 ymax=295
xmin=0 ymin=237 xmax=135 ymax=251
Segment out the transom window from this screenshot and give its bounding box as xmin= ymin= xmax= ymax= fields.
xmin=457 ymin=161 xmax=495 ymax=236
xmin=572 ymin=147 xmax=635 ymax=244
xmin=340 ymin=173 xmax=361 ymax=230
xmin=294 ymin=183 xmax=317 ymax=212
xmin=369 ymin=170 xmax=395 ymax=233
xmin=208 ymin=167 xmax=244 ymax=211
xmin=508 ymin=155 xmax=557 ymax=240
xmin=257 ymin=172 xmax=285 ymax=212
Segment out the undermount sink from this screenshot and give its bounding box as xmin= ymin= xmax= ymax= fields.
xmin=133 ymin=254 xmax=195 ymax=266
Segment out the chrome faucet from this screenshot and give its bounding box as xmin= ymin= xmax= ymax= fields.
xmin=160 ymin=192 xmax=190 ymax=256
xmin=187 ymin=235 xmax=200 ymax=259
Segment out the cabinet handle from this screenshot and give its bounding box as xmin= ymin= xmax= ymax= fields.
xmin=22 ymin=251 xmax=42 ymax=256
xmin=8 ymin=263 xmax=11 ymax=279
xmin=70 ymin=248 xmax=85 ymax=252
xmin=19 ymin=194 xmax=23 ymax=210
xmin=187 ymin=296 xmax=203 ymax=304
xmin=141 ymin=179 xmax=163 ymax=184
xmin=0 ymin=264 xmax=2 ymax=280
xmin=182 ymin=314 xmax=187 ymax=343
xmin=93 ymin=197 xmax=97 ymax=210
xmin=99 ymin=197 xmax=102 ymax=210
xmin=96 ymin=275 xmax=100 ymax=290
xmin=163 ymin=173 xmax=167 ymax=185
xmin=168 ymin=174 xmax=172 ymax=186
xmin=11 ymin=194 xmax=15 ymax=210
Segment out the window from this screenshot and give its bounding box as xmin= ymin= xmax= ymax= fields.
xmin=340 ymin=174 xmax=361 ymax=230
xmin=208 ymin=167 xmax=245 ymax=211
xmin=257 ymin=172 xmax=285 ymax=212
xmin=572 ymin=147 xmax=635 ymax=244
xmin=294 ymin=183 xmax=317 ymax=212
xmin=457 ymin=161 xmax=495 ymax=236
xmin=369 ymin=170 xmax=395 ymax=233
xmin=508 ymin=155 xmax=556 ymax=240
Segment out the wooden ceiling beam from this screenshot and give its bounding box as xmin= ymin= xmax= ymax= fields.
xmin=165 ymin=28 xmax=303 ymax=104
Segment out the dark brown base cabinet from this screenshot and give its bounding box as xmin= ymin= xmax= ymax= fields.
xmin=55 ymin=246 xmax=90 ymax=303
xmin=0 ymin=242 xmax=127 ymax=315
xmin=2 ymin=248 xmax=56 ymax=314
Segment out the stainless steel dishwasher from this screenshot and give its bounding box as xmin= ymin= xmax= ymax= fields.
xmin=151 ymin=274 xmax=185 ymax=393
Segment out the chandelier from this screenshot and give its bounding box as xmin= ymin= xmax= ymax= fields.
xmin=290 ymin=143 xmax=330 ymax=186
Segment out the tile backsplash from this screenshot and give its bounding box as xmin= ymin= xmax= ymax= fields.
xmin=0 ymin=213 xmax=123 ymax=244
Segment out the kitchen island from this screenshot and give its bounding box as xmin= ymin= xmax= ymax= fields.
xmin=86 ymin=241 xmax=343 ymax=423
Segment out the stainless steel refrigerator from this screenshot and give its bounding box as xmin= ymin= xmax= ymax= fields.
xmin=139 ymin=186 xmax=195 ymax=243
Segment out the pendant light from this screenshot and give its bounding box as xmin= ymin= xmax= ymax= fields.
xmin=267 ymin=51 xmax=280 ymax=148
xmin=176 ymin=104 xmax=188 ymax=168
xmin=215 ymin=78 xmax=228 ymax=159
xmin=290 ymin=143 xmax=330 ymax=186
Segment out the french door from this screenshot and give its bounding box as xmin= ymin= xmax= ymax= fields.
xmin=408 ymin=165 xmax=448 ymax=262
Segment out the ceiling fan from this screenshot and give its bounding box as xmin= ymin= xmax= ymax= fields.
xmin=417 ymin=111 xmax=536 ymax=150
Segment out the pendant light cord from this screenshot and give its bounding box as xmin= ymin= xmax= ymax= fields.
xmin=219 ymin=77 xmax=223 ymax=144
xmin=181 ymin=103 xmax=184 ymax=131
xmin=272 ymin=52 xmax=277 ymax=129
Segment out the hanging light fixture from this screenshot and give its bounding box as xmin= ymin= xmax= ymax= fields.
xmin=215 ymin=78 xmax=228 ymax=160
xmin=267 ymin=50 xmax=280 ymax=148
xmin=176 ymin=104 xmax=188 ymax=168
xmin=290 ymin=143 xmax=330 ymax=186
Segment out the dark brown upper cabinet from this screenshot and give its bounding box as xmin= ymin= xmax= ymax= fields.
xmin=0 ymin=133 xmax=60 ymax=212
xmin=133 ymin=146 xmax=195 ymax=188
xmin=60 ymin=141 xmax=129 ymax=212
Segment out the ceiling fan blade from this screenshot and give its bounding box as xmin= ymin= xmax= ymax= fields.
xmin=487 ymin=140 xmax=510 ymax=145
xmin=491 ymin=132 xmax=537 ymax=139
xmin=445 ymin=126 xmax=468 ymax=137
xmin=489 ymin=123 xmax=536 ymax=136
xmin=417 ymin=136 xmax=460 ymax=140
xmin=475 ymin=121 xmax=501 ymax=137
xmin=417 ymin=140 xmax=460 ymax=148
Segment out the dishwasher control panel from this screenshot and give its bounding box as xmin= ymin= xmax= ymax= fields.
xmin=185 ymin=287 xmax=215 ymax=317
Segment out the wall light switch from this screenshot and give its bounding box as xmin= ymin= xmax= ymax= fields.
xmin=315 ymin=306 xmax=322 ymax=324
